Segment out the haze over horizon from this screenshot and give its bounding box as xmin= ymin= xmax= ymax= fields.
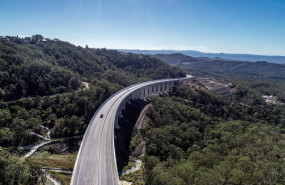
xmin=117 ymin=49 xmax=285 ymax=57
xmin=1 ymin=0 xmax=285 ymax=55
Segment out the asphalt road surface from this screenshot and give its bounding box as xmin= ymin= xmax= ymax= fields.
xmin=71 ymin=79 xmax=182 ymax=185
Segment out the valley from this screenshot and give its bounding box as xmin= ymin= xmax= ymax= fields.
xmin=0 ymin=36 xmax=285 ymax=185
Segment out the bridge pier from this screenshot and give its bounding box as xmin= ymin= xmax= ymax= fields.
xmin=166 ymin=82 xmax=170 ymax=91
xmin=158 ymin=83 xmax=161 ymax=94
xmin=144 ymin=87 xmax=147 ymax=98
xmin=161 ymin=82 xmax=165 ymax=92
xmin=133 ymin=90 xmax=138 ymax=99
xmin=154 ymin=84 xmax=158 ymax=94
xmin=136 ymin=89 xmax=141 ymax=99
xmin=149 ymin=86 xmax=153 ymax=95
xmin=140 ymin=88 xmax=145 ymax=99
xmin=115 ymin=114 xmax=120 ymax=129
xmin=118 ymin=104 xmax=123 ymax=118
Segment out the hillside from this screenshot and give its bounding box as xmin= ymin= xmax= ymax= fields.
xmin=183 ymin=60 xmax=285 ymax=80
xmin=119 ymin=49 xmax=285 ymax=64
xmin=0 ymin=35 xmax=185 ymax=184
xmin=0 ymin=35 xmax=185 ymax=101
xmin=151 ymin=53 xmax=285 ymax=81
xmin=142 ymin=83 xmax=285 ymax=185
xmin=0 ymin=34 xmax=185 ymax=139
xmin=153 ymin=53 xmax=202 ymax=65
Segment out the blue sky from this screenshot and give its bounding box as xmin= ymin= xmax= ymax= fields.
xmin=0 ymin=0 xmax=284 ymax=55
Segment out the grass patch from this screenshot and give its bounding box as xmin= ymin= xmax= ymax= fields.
xmin=49 ymin=171 xmax=71 ymax=185
xmin=27 ymin=151 xmax=76 ymax=169
xmin=120 ymin=168 xmax=144 ymax=185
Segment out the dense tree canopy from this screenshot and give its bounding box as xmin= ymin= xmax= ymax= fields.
xmin=0 ymin=35 xmax=185 ymax=146
xmin=154 ymin=53 xmax=285 ymax=81
xmin=0 ymin=36 xmax=185 ymax=101
xmin=0 ymin=35 xmax=185 ymax=183
xmin=143 ymin=84 xmax=285 ymax=185
xmin=0 ymin=150 xmax=43 ymax=185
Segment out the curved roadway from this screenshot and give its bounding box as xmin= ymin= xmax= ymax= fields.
xmin=71 ymin=78 xmax=183 ymax=185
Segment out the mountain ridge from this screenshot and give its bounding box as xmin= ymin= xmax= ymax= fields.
xmin=151 ymin=53 xmax=285 ymax=81
xmin=118 ymin=49 xmax=285 ymax=64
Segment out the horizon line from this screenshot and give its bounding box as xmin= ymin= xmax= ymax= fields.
xmin=112 ymin=48 xmax=285 ymax=57
xmin=1 ymin=34 xmax=284 ymax=57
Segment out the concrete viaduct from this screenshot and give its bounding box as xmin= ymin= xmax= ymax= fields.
xmin=71 ymin=78 xmax=184 ymax=185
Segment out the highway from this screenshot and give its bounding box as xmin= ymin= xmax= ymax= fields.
xmin=71 ymin=78 xmax=183 ymax=185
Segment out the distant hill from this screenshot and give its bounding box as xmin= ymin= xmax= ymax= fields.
xmin=153 ymin=53 xmax=211 ymax=65
xmin=119 ymin=49 xmax=285 ymax=64
xmin=153 ymin=53 xmax=216 ymax=65
xmin=185 ymin=60 xmax=285 ymax=80
xmin=150 ymin=53 xmax=285 ymax=80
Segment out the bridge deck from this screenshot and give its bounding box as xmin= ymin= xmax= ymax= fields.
xmin=71 ymin=79 xmax=182 ymax=185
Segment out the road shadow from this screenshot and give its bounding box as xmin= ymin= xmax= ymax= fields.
xmin=115 ymin=99 xmax=149 ymax=173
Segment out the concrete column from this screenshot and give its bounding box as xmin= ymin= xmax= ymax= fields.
xmin=133 ymin=90 xmax=137 ymax=99
xmin=166 ymin=82 xmax=170 ymax=91
xmin=155 ymin=84 xmax=158 ymax=94
xmin=140 ymin=88 xmax=144 ymax=99
xmin=118 ymin=109 xmax=123 ymax=118
xmin=147 ymin=86 xmax=150 ymax=97
xmin=118 ymin=103 xmax=123 ymax=118
xmin=127 ymin=96 xmax=131 ymax=103
xmin=115 ymin=114 xmax=120 ymax=129
xmin=136 ymin=90 xmax=140 ymax=99
xmin=162 ymin=82 xmax=166 ymax=92
xmin=131 ymin=92 xmax=134 ymax=100
xmin=121 ymin=101 xmax=125 ymax=110
xmin=149 ymin=85 xmax=153 ymax=95
xmin=151 ymin=85 xmax=155 ymax=95
xmin=158 ymin=83 xmax=161 ymax=93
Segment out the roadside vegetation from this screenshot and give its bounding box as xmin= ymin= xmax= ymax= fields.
xmin=0 ymin=149 xmax=45 ymax=185
xmin=48 ymin=171 xmax=71 ymax=185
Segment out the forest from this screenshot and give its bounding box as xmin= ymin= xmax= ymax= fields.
xmin=153 ymin=53 xmax=285 ymax=81
xmin=143 ymin=81 xmax=285 ymax=185
xmin=0 ymin=35 xmax=185 ymax=184
xmin=1 ymin=35 xmax=285 ymax=185
xmin=155 ymin=52 xmax=285 ymax=103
